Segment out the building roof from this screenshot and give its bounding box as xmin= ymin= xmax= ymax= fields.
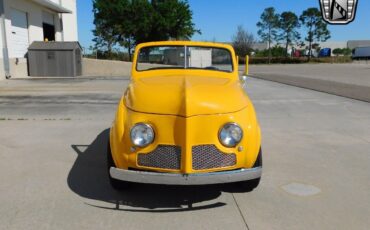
xmin=28 ymin=42 xmax=82 ymax=51
xmin=30 ymin=0 xmax=72 ymax=13
xmin=251 ymin=42 xmax=268 ymax=51
xmin=347 ymin=40 xmax=370 ymax=49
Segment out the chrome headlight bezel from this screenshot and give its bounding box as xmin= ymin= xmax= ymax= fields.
xmin=218 ymin=123 xmax=243 ymax=147
xmin=130 ymin=123 xmax=155 ymax=148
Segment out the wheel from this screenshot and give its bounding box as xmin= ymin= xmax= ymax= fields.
xmin=107 ymin=137 xmax=131 ymax=190
xmin=237 ymin=148 xmax=262 ymax=191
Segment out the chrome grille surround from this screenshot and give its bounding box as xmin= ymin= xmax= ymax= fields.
xmin=138 ymin=145 xmax=181 ymax=170
xmin=192 ymin=145 xmax=236 ymax=170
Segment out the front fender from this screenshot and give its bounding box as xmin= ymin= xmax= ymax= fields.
xmin=110 ymin=98 xmax=128 ymax=168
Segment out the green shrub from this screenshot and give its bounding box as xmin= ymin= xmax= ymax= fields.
xmin=254 ymin=47 xmax=287 ymax=57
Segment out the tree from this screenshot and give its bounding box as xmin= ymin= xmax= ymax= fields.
xmin=232 ymin=25 xmax=255 ymax=57
xmin=333 ymin=48 xmax=352 ymax=56
xmin=92 ymin=25 xmax=117 ymax=58
xmin=300 ymin=8 xmax=330 ymax=61
xmin=256 ymin=7 xmax=279 ymax=64
xmin=121 ymin=0 xmax=154 ymax=60
xmin=277 ymin=11 xmax=300 ymax=57
xmin=343 ymin=48 xmax=352 ymax=56
xmin=150 ymin=0 xmax=200 ymax=41
xmin=92 ymin=0 xmax=199 ymax=61
xmin=92 ymin=0 xmax=120 ymax=57
xmin=333 ymin=48 xmax=343 ymax=56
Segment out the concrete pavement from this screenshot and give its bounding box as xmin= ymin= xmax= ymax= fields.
xmin=0 ymin=77 xmax=369 ymax=230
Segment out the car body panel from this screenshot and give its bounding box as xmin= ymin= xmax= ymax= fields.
xmin=125 ymin=75 xmax=248 ymax=117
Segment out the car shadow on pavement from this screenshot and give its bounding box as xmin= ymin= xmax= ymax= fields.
xmin=68 ymin=129 xmax=250 ymax=212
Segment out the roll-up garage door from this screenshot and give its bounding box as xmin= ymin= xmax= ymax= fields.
xmin=10 ymin=9 xmax=29 ymax=58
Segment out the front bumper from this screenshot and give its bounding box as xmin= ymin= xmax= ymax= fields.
xmin=110 ymin=167 xmax=262 ymax=185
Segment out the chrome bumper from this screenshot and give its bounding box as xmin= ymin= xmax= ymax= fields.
xmin=110 ymin=167 xmax=262 ymax=185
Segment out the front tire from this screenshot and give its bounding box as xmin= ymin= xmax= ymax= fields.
xmin=237 ymin=148 xmax=262 ymax=191
xmin=107 ymin=137 xmax=131 ymax=190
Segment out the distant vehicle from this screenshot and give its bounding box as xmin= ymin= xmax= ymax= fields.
xmin=304 ymin=50 xmax=318 ymax=58
xmin=352 ymin=47 xmax=370 ymax=60
xmin=319 ymin=48 xmax=331 ymax=57
xmin=293 ymin=50 xmax=302 ymax=57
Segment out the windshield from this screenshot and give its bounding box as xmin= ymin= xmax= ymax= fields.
xmin=136 ymin=46 xmax=233 ymax=72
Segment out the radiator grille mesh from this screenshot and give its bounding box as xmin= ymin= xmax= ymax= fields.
xmin=138 ymin=145 xmax=181 ymax=170
xmin=192 ymin=145 xmax=236 ymax=170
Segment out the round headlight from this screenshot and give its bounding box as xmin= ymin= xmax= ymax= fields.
xmin=219 ymin=123 xmax=243 ymax=147
xmin=130 ymin=123 xmax=155 ymax=147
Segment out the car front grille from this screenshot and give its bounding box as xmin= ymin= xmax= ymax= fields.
xmin=138 ymin=145 xmax=181 ymax=170
xmin=192 ymin=145 xmax=236 ymax=170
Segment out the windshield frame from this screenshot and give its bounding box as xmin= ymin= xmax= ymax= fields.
xmin=135 ymin=45 xmax=235 ymax=73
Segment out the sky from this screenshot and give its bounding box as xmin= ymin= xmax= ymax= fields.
xmin=77 ymin=0 xmax=370 ymax=49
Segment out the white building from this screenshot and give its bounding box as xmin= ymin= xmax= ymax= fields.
xmin=0 ymin=0 xmax=78 ymax=79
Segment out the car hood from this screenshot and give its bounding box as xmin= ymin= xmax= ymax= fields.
xmin=124 ymin=75 xmax=248 ymax=117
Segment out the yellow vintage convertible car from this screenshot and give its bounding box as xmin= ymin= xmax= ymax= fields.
xmin=108 ymin=41 xmax=262 ymax=190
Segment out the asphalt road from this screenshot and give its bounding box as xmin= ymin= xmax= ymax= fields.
xmin=249 ymin=63 xmax=370 ymax=87
xmin=247 ymin=63 xmax=370 ymax=102
xmin=0 ymin=77 xmax=369 ymax=230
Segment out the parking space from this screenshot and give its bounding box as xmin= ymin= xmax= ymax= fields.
xmin=0 ymin=77 xmax=369 ymax=230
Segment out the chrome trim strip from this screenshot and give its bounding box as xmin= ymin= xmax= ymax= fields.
xmin=110 ymin=167 xmax=262 ymax=185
